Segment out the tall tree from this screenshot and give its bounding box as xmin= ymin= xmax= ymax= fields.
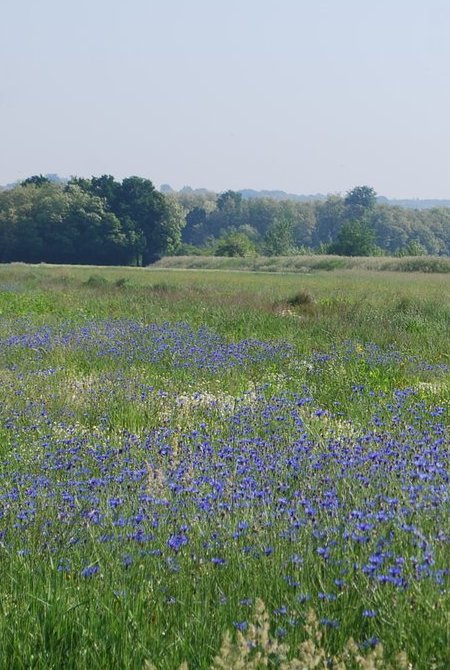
xmin=329 ymin=219 xmax=377 ymax=256
xmin=71 ymin=175 xmax=185 ymax=264
xmin=216 ymin=190 xmax=243 ymax=212
xmin=264 ymin=218 xmax=297 ymax=256
xmin=63 ymin=185 xmax=129 ymax=265
xmin=120 ymin=176 xmax=182 ymax=264
xmin=344 ymin=185 xmax=377 ymax=218
xmin=313 ymin=195 xmax=346 ymax=246
xmin=182 ymin=206 xmax=208 ymax=245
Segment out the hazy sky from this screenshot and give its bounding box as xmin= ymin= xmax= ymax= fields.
xmin=2 ymin=0 xmax=450 ymax=198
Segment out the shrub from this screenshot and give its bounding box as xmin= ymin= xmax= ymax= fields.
xmin=287 ymin=289 xmax=315 ymax=308
xmin=114 ymin=277 xmax=129 ymax=288
xmin=84 ymin=274 xmax=108 ymax=288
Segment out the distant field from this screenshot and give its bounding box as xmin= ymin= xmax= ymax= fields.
xmin=2 ymin=261 xmax=450 ymax=363
xmin=0 ymin=262 xmax=449 ymax=669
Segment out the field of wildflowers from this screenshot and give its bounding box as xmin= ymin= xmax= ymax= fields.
xmin=0 ymin=264 xmax=449 ymax=669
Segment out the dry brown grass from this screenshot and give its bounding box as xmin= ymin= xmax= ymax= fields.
xmin=144 ymin=600 xmax=411 ymax=670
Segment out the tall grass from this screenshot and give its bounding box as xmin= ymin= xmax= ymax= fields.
xmin=155 ymin=254 xmax=450 ymax=273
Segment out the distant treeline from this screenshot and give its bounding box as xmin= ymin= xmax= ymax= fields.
xmin=177 ymin=186 xmax=450 ymax=258
xmin=1 ymin=177 xmax=450 ymax=265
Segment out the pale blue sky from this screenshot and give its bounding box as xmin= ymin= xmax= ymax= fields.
xmin=1 ymin=0 xmax=450 ymax=197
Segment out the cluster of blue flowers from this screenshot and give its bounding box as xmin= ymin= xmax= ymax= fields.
xmin=311 ymin=340 xmax=449 ymax=375
xmin=2 ymin=317 xmax=448 ymax=383
xmin=0 ymin=318 xmax=448 ymax=640
xmin=0 ymin=319 xmax=293 ymax=372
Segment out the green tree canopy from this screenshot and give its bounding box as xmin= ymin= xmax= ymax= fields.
xmin=71 ymin=175 xmax=185 ymax=264
xmin=21 ymin=174 xmax=52 ymax=188
xmin=329 ymin=219 xmax=378 ymax=256
xmin=214 ymin=230 xmax=256 ymax=257
xmin=344 ymin=185 xmax=377 ymax=219
xmin=264 ymin=218 xmax=297 ymax=256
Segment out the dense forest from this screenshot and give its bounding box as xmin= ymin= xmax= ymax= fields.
xmin=1 ymin=176 xmax=450 ymax=264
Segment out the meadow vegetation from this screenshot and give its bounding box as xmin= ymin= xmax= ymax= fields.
xmin=155 ymin=254 xmax=450 ymax=274
xmin=0 ymin=263 xmax=448 ymax=669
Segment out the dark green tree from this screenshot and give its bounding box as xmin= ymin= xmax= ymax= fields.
xmin=326 ymin=186 xmax=379 ymax=256
xmin=21 ymin=174 xmax=51 ymax=188
xmin=313 ymin=195 xmax=346 ymax=246
xmin=1 ymin=179 xmax=132 ymax=265
xmin=216 ymin=190 xmax=242 ymax=212
xmin=15 ymin=182 xmax=65 ymax=262
xmin=0 ymin=187 xmax=33 ymax=261
xmin=344 ymin=185 xmax=377 ymax=218
xmin=70 ymin=175 xmax=122 ymax=215
xmin=62 ymin=185 xmax=129 ymax=265
xmin=182 ymin=206 xmax=208 ymax=245
xmin=72 ymin=175 xmax=185 ymax=264
xmin=246 ymin=198 xmax=279 ymax=236
xmin=206 ymin=190 xmax=244 ymax=239
xmin=329 ymin=219 xmax=377 ymax=256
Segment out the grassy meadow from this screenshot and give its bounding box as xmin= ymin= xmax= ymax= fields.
xmin=0 ymin=262 xmax=449 ymax=669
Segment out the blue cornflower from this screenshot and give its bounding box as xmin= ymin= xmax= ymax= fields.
xmin=316 ymin=546 xmax=330 ymax=559
xmin=362 ymin=609 xmax=377 ymax=618
xmin=320 ymin=618 xmax=339 ymax=628
xmin=297 ymin=594 xmax=311 ymax=604
xmin=122 ymin=554 xmax=133 ymax=569
xmin=360 ymin=636 xmax=381 ymax=649
xmin=239 ymin=598 xmax=253 ymax=606
xmin=318 ymin=592 xmax=337 ymax=601
xmin=167 ymin=534 xmax=189 ymax=552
